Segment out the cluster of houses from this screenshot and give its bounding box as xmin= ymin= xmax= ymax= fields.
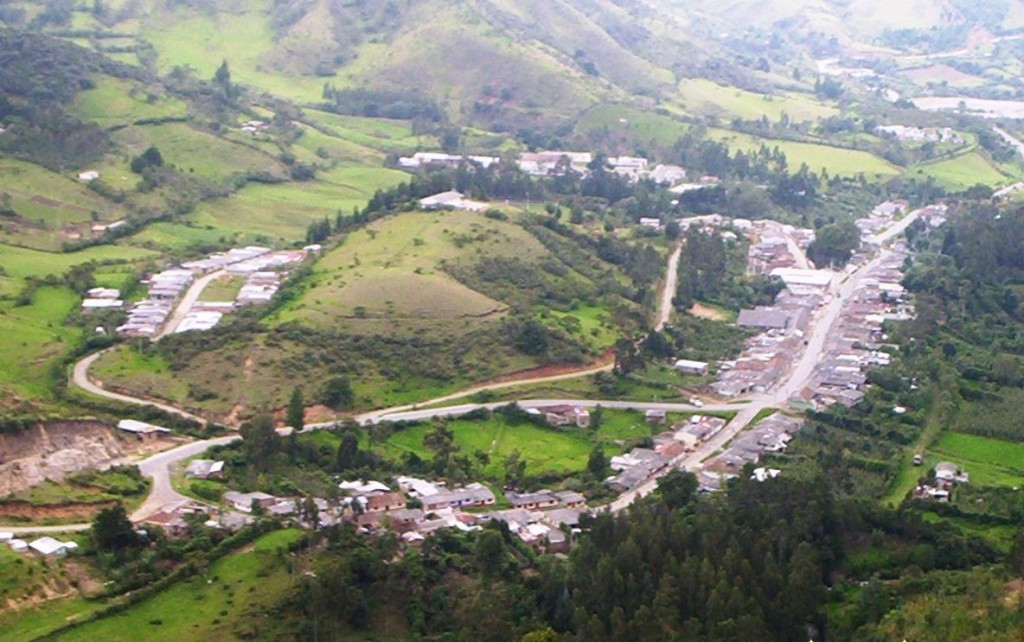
xmin=239 ymin=120 xmax=270 ymax=136
xmin=398 ymin=150 xmax=687 ymax=185
xmin=81 ymin=287 xmax=123 ymax=312
xmin=913 ymin=461 xmax=970 ymax=502
xmin=116 ymin=268 xmax=194 ymax=336
xmin=113 ymin=246 xmax=312 ymax=337
xmin=876 ymin=125 xmax=964 ymax=145
xmin=698 ymin=412 xmax=802 ymax=491
xmin=745 ymin=219 xmax=815 ymax=274
xmin=146 ymin=473 xmax=588 ymax=554
xmin=606 ymin=414 xmax=727 ymax=492
xmin=1 ymin=532 xmax=79 ymax=557
xmin=854 ymin=200 xmax=909 ymax=237
xmin=418 ymin=190 xmax=489 ymax=212
xmin=804 ymin=252 xmax=912 ymax=409
xmin=715 ymin=280 xmax=828 ymax=398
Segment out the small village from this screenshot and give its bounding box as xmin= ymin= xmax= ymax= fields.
xmin=79 ymin=245 xmax=318 ymax=337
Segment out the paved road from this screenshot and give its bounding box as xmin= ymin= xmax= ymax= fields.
xmin=71 ymin=351 xmax=208 ymax=426
xmin=155 ymin=269 xmax=227 ymax=339
xmin=131 ymin=436 xmax=240 ymax=521
xmin=655 ymin=239 xmax=684 ymax=332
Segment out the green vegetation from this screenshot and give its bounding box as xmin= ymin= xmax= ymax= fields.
xmin=71 ymin=77 xmax=188 ymax=128
xmin=913 ymin=150 xmax=1016 ymax=191
xmin=678 ymin=78 xmax=838 ymax=122
xmin=708 ymin=128 xmax=900 ymax=177
xmin=50 ymin=529 xmax=304 ymax=642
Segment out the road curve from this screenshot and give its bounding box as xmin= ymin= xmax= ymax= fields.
xmin=71 ymin=351 xmax=208 ymax=426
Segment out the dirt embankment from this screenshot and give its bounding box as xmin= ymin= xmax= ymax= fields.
xmin=0 ymin=420 xmax=124 ymax=496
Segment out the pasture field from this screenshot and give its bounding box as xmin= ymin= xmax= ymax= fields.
xmin=911 ymin=151 xmax=1015 ymax=191
xmin=291 ymin=123 xmax=382 ymax=166
xmin=574 ymin=104 xmax=692 ymax=152
xmin=930 ymin=432 xmax=1024 ymax=487
xmin=0 ymin=158 xmax=128 ymax=250
xmin=678 ymin=79 xmax=839 ymax=122
xmin=140 ymin=11 xmax=326 ymax=102
xmin=188 ymin=166 xmax=407 ymax=244
xmin=273 ymin=209 xmax=542 ymax=328
xmin=0 ymin=244 xmax=157 ymax=279
xmin=110 ymin=123 xmax=289 ymax=185
xmin=71 ymin=77 xmax=188 ymax=128
xmin=707 ymin=128 xmax=900 ymax=178
xmin=0 ymin=287 xmax=83 ymax=402
xmin=126 ymin=221 xmax=233 ymax=252
xmin=304 ymin=109 xmax=437 ymax=154
xmin=386 ymin=415 xmax=595 ymax=477
xmin=49 ymin=529 xmax=304 ymax=642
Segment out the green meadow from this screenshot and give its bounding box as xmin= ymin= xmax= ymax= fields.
xmin=930 ymin=432 xmax=1024 ymax=487
xmin=111 ymin=123 xmax=289 ymax=185
xmin=911 ymin=151 xmax=1016 ymax=191
xmin=708 ymin=128 xmax=901 ymax=178
xmin=678 ymin=79 xmax=839 ymax=122
xmin=48 ymin=529 xmax=304 ymax=642
xmin=71 ymin=77 xmax=188 ymax=128
xmin=188 ymin=166 xmax=408 ymax=244
xmin=0 ymin=287 xmax=83 ymax=402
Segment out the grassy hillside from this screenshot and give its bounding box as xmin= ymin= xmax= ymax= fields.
xmin=92 ymin=210 xmax=644 ymax=420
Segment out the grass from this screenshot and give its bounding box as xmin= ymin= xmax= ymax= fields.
xmin=0 ymin=158 xmax=129 ymax=250
xmin=110 ymin=123 xmax=288 ymax=185
xmin=125 ymin=221 xmax=232 ymax=252
xmin=538 ymin=305 xmax=618 ymax=351
xmin=0 ymin=287 xmax=83 ymax=402
xmin=71 ymin=77 xmax=188 ymax=128
xmin=385 ymin=414 xmax=610 ymax=477
xmin=90 ymin=345 xmax=191 ymax=408
xmin=0 ymin=243 xmax=158 ymax=279
xmin=188 ymin=166 xmax=407 ymax=243
xmin=303 ymin=110 xmax=438 ymax=154
xmin=930 ymin=432 xmax=1024 ymax=487
xmin=273 ymin=209 xmax=543 ymax=329
xmin=911 ymin=151 xmax=1016 ymax=191
xmin=48 ymin=529 xmax=304 ymax=642
xmin=575 ymin=104 xmax=692 ymax=143
xmin=140 ymin=10 xmax=326 ymax=103
xmin=707 ymin=128 xmax=900 ymax=178
xmin=677 ymin=79 xmax=839 ymax=122
xmin=198 ymin=275 xmax=246 ymax=302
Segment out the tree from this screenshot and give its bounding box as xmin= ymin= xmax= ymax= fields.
xmin=322 ymin=376 xmax=354 ymax=409
xmin=92 ymin=503 xmax=138 ymax=552
xmin=287 ymin=386 xmax=305 ymax=431
xmin=475 ymin=529 xmax=506 ymax=579
xmin=214 ymin=59 xmax=231 ymax=87
xmin=336 ymin=431 xmax=361 ymax=472
xmin=590 ymin=404 xmax=604 ymax=431
xmin=503 ymin=449 xmax=527 ymax=487
xmin=807 ymin=220 xmax=861 ymax=267
xmin=587 ymin=444 xmax=608 ymax=479
xmin=240 ymin=415 xmax=279 ymax=470
xmin=300 ymin=496 xmax=320 ymax=528
xmin=130 ymin=146 xmax=163 ymax=174
xmin=514 ymin=319 xmax=549 ymax=356
xmin=657 ymin=470 xmax=698 ymax=510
